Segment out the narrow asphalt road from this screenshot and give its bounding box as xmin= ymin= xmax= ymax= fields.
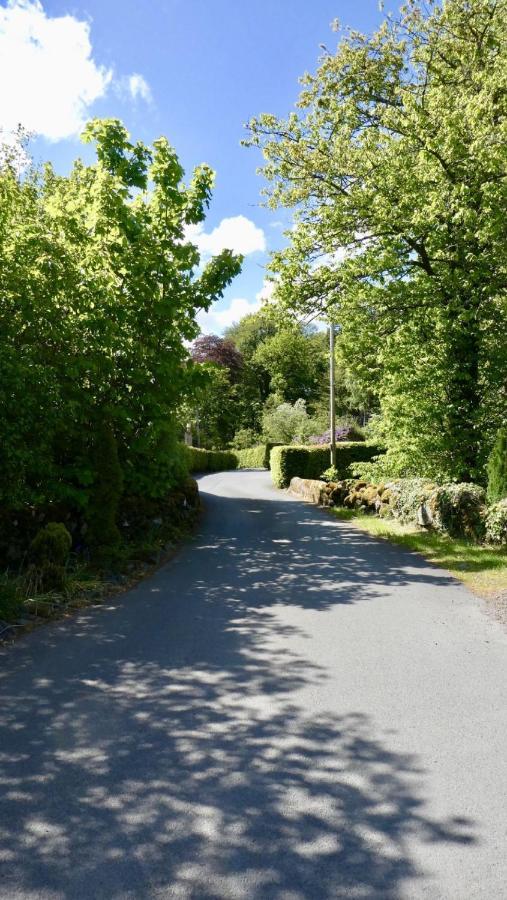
xmin=1 ymin=470 xmax=506 ymax=900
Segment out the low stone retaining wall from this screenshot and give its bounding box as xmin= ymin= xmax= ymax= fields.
xmin=289 ymin=477 xmax=328 ymax=505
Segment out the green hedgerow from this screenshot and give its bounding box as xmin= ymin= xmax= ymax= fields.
xmin=271 ymin=443 xmax=381 ymax=489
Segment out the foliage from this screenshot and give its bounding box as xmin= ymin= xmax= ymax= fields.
xmin=87 ymin=421 xmax=123 ymax=564
xmin=0 ymin=574 xmax=23 ymax=624
xmin=0 ymin=117 xmax=241 ymax=518
xmin=252 ymin=326 xmax=327 ymax=404
xmin=327 ymin=477 xmax=487 ymax=541
xmin=191 ymin=334 xmax=244 ymax=380
xmin=188 ymin=365 xmax=240 ymax=449
xmin=309 ymin=424 xmax=364 ymax=445
xmin=224 ymin=308 xmax=277 ymax=358
xmin=486 ymin=427 xmax=507 ymax=504
xmin=430 ymin=484 xmax=486 ymax=541
xmin=261 ymin=398 xmax=310 ymax=444
xmin=246 ymin=0 xmax=507 ymax=482
xmin=234 ymin=445 xmax=272 ymax=469
xmin=231 ymin=428 xmax=260 ymax=450
xmin=185 ymin=446 xmax=238 ymax=473
xmin=485 ymin=499 xmax=507 ymax=545
xmin=270 ymin=443 xmax=380 ymax=488
xmin=30 ymin=523 xmax=72 ymax=566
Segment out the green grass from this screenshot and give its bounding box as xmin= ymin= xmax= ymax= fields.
xmin=329 ymin=507 xmax=507 ymax=597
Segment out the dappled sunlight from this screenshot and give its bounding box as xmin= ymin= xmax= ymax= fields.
xmin=0 ymin=664 xmax=474 ymax=898
xmin=0 ymin=471 xmax=479 ymax=898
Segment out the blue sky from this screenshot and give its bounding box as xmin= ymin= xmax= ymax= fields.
xmin=0 ymin=0 xmax=386 ymax=332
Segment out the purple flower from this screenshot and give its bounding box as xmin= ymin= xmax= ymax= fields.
xmin=309 ymin=427 xmax=356 ymax=445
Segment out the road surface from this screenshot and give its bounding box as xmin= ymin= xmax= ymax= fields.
xmin=1 ymin=470 xmax=506 ymax=899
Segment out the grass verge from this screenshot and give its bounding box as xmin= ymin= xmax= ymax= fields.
xmin=329 ymin=507 xmax=507 ymax=600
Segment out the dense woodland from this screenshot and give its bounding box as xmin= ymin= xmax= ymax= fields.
xmin=1 ymin=0 xmax=506 ymax=621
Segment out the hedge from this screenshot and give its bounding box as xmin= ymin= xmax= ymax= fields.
xmin=234 ymin=443 xmax=279 ymax=469
xmin=185 ymin=446 xmax=238 ymax=473
xmin=234 ymin=445 xmax=267 ymax=468
xmin=270 ymin=443 xmax=382 ymax=489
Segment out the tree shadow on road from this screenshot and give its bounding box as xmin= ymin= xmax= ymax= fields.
xmin=0 ymin=480 xmax=476 ymax=898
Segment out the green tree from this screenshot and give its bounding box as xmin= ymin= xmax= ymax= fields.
xmin=246 ymin=0 xmax=507 ymax=481
xmin=0 ymin=119 xmax=241 ymax=516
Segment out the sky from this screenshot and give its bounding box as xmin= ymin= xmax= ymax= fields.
xmin=0 ymin=0 xmax=387 ymax=333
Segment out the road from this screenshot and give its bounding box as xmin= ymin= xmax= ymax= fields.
xmin=0 ymin=470 xmax=506 ymax=899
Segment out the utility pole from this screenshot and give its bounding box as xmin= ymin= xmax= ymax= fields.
xmin=329 ymin=321 xmax=336 ymax=468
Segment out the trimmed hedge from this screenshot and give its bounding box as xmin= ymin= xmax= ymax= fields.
xmin=185 ymin=446 xmax=238 ymax=473
xmin=234 ymin=443 xmax=279 ymax=469
xmin=234 ymin=445 xmax=267 ymax=469
xmin=270 ymin=443 xmax=381 ymax=489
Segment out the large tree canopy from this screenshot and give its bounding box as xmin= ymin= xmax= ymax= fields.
xmin=246 ymin=0 xmax=507 ymax=481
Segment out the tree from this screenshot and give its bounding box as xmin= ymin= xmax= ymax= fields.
xmin=253 ymin=326 xmax=327 ymax=405
xmin=0 ymin=118 xmax=241 ymax=514
xmin=191 ymin=334 xmax=244 ymax=380
xmin=246 ymin=0 xmax=507 ymax=481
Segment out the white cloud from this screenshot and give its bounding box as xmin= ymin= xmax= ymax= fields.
xmin=195 ymin=278 xmax=278 ymax=334
xmin=196 ymin=297 xmax=261 ymax=334
xmin=186 ymin=215 xmax=266 ymax=258
xmin=0 ymin=1 xmax=151 ymax=143
xmin=128 ymin=73 xmax=152 ymax=103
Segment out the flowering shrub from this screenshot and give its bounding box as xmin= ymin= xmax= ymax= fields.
xmin=309 ymin=425 xmax=364 ymax=444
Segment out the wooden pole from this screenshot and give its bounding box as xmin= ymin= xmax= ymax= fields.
xmin=329 ymin=322 xmax=336 ymax=468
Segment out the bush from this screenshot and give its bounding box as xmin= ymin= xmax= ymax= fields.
xmin=261 ymin=398 xmax=310 ymax=444
xmin=30 ymin=522 xmax=72 ymax=566
xmin=487 ymin=427 xmax=507 ymax=503
xmin=28 ymin=522 xmax=72 ymax=593
xmin=485 ymin=499 xmax=507 ymax=545
xmin=386 ymin=479 xmax=437 ymax=525
xmin=429 ymin=483 xmax=486 ymax=540
xmin=270 ymin=443 xmax=381 ymax=488
xmin=185 ymin=446 xmax=238 ymax=473
xmin=309 ymin=424 xmax=364 ymax=444
xmin=231 ymin=428 xmax=260 ymax=450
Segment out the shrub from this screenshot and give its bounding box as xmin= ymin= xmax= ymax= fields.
xmin=485 ymin=499 xmax=507 ymax=545
xmin=231 ymin=428 xmax=260 ymax=450
xmin=30 ymin=522 xmax=72 ymax=566
xmin=429 ymin=483 xmax=486 ymax=540
xmin=270 ymin=443 xmax=381 ymax=488
xmin=262 ymin=398 xmax=310 ymax=444
xmin=185 ymin=446 xmax=238 ymax=473
xmin=321 ymin=466 xmax=340 ymax=483
xmin=309 ymin=424 xmax=364 ymax=444
xmin=28 ymin=522 xmax=72 ymax=593
xmin=486 ymin=427 xmax=507 ymax=503
xmin=386 ymin=479 xmax=437 ymax=525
